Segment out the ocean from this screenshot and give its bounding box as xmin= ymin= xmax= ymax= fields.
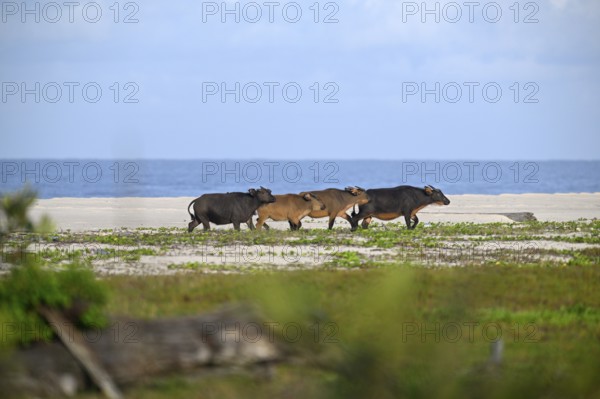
xmin=1 ymin=160 xmax=599 ymax=199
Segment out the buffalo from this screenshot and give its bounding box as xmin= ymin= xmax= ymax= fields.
xmin=187 ymin=187 xmax=276 ymax=232
xmin=256 ymin=193 xmax=326 ymax=231
xmin=350 ymin=185 xmax=450 ymax=230
xmin=306 ymin=187 xmax=370 ymax=229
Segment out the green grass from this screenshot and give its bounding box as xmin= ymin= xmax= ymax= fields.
xmin=2 ymin=220 xmax=595 ymax=270
xmin=166 ymin=261 xmax=245 ymax=272
xmin=6 ymin=220 xmax=597 ymax=251
xmin=3 ymin=221 xmax=597 ymax=271
xmin=327 ymin=251 xmax=364 ymax=268
xmin=33 ymin=247 xmax=159 ymax=264
xmin=480 ymin=305 xmax=600 ymax=327
xmin=90 ymin=264 xmax=600 ymax=399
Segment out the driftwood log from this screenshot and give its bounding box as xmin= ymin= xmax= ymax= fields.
xmin=1 ymin=305 xmax=283 ymax=397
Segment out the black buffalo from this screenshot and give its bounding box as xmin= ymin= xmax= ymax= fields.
xmin=187 ymin=187 xmax=276 ymax=232
xmin=350 ymin=185 xmax=450 ymax=230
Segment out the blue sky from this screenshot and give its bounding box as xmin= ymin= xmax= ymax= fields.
xmin=1 ymin=0 xmax=599 ymax=160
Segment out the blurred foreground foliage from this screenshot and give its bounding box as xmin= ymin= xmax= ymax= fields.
xmin=102 ymin=265 xmax=600 ymax=399
xmin=0 ymin=263 xmax=109 ymax=346
xmin=0 ymin=188 xmax=53 ymax=247
xmin=0 ymin=188 xmax=108 ymax=348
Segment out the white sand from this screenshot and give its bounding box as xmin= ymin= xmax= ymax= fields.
xmin=28 ymin=193 xmax=600 ymax=232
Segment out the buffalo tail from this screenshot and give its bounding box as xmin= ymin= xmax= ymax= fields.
xmin=187 ymin=199 xmax=196 ymax=221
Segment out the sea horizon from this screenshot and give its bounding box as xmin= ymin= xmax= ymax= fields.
xmin=2 ymin=159 xmax=600 ymax=199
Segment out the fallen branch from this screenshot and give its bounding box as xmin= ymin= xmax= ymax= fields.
xmin=3 ymin=305 xmax=282 ymax=397
xmin=38 ymin=306 xmax=123 ymax=399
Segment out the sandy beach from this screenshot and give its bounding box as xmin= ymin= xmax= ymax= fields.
xmin=29 ymin=193 xmax=600 ymax=232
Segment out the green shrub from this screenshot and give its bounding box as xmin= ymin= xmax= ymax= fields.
xmin=0 ymin=262 xmax=109 ymax=345
xmin=328 ymin=251 xmax=363 ymax=268
xmin=0 ymin=187 xmax=53 ymax=244
xmin=0 ymin=188 xmax=109 ymax=347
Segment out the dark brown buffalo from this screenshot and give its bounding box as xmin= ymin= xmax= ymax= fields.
xmin=187 ymin=187 xmax=276 ymax=231
xmin=350 ymin=185 xmax=450 ymax=230
xmin=306 ymin=187 xmax=369 ymax=229
xmin=256 ymin=192 xmax=326 ymax=231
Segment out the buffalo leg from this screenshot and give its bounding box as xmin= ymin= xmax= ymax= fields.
xmin=411 ymin=215 xmax=419 ymax=229
xmin=404 ymin=215 xmax=413 ymax=229
xmin=233 ymin=222 xmax=241 ymax=231
xmin=361 ymin=217 xmax=372 ymax=229
xmin=328 ymin=216 xmax=336 ymax=230
xmin=290 ymin=221 xmax=302 ymax=231
xmin=188 ymin=220 xmax=199 ymax=233
xmin=197 ymin=215 xmax=210 ymax=231
xmin=262 ymin=222 xmax=271 ymax=231
xmin=256 ymin=216 xmax=268 ymax=230
xmin=339 ymin=213 xmax=355 ymax=229
xmin=246 ymin=218 xmax=255 ymax=230
xmin=289 ymin=218 xmax=302 ymax=231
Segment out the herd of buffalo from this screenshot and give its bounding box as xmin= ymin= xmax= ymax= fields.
xmin=187 ymin=185 xmax=451 ymax=232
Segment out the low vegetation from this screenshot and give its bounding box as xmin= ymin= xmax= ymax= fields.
xmin=95 ymin=265 xmax=600 ymax=399
xmin=3 ymin=219 xmax=597 ymax=270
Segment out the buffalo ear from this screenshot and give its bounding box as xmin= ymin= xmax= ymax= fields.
xmin=302 ymin=193 xmax=312 ymax=201
xmin=345 ymin=186 xmax=358 ymax=196
xmin=248 ymin=188 xmax=257 ymax=196
xmin=424 ymin=186 xmax=433 ymax=195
